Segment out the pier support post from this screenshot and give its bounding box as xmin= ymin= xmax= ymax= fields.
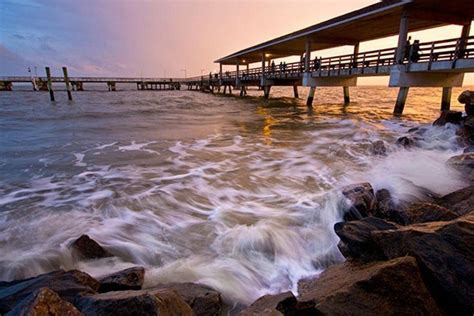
xmin=343 ymin=86 xmax=350 ymax=104
xmin=395 ymin=12 xmax=410 ymax=64
xmin=306 ymin=87 xmax=316 ymax=107
xmin=393 ymin=87 xmax=409 ymax=116
xmin=240 ymin=86 xmax=247 ymax=97
xmin=457 ymin=23 xmax=472 ymax=59
xmin=236 ymin=62 xmax=240 ymax=88
xmin=45 ymin=67 xmax=55 ymax=102
xmin=441 ymin=87 xmax=452 ymax=111
xmin=293 ymin=86 xmax=299 ymax=98
xmin=263 ymin=86 xmax=271 ymax=99
xmin=62 ymin=67 xmax=72 ymax=101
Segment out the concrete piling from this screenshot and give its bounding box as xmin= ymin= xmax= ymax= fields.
xmin=393 ymin=87 xmax=409 ymax=116
xmin=306 ymin=87 xmax=316 ymax=107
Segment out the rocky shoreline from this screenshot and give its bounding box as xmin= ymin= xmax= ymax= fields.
xmin=1 ymin=93 xmax=474 ymax=315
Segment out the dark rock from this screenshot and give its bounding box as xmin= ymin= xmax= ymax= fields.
xmin=374 ymin=189 xmax=401 ymax=221
xmin=151 ymin=283 xmax=222 ymax=316
xmin=458 ymin=91 xmax=474 ymax=115
xmin=396 ymin=136 xmax=415 ymax=148
xmin=298 ymin=256 xmax=440 ymax=316
xmin=370 ymin=140 xmax=386 ymax=156
xmin=340 ymin=183 xmax=377 ymax=221
xmin=464 ymin=146 xmax=474 ymax=153
xmin=457 ymin=90 xmax=474 ymax=105
xmin=435 ymin=185 xmax=474 ymax=216
xmin=98 ymin=267 xmax=145 ymax=293
xmin=6 ymin=287 xmax=83 ymax=316
xmin=447 ymin=154 xmax=474 ymax=181
xmin=465 ymin=115 xmax=474 ymax=129
xmin=71 ymin=235 xmax=113 ymax=260
xmin=76 ymin=289 xmax=193 ymax=316
xmin=372 ymin=213 xmax=474 ymax=314
xmin=240 ymin=291 xmax=318 ymax=316
xmin=334 ymin=217 xmax=398 ymax=262
xmin=402 ymin=202 xmax=458 ymax=224
xmin=433 ymin=110 xmax=463 ymax=126
xmin=0 ymin=270 xmax=98 ymax=314
xmin=458 ymin=116 xmax=474 ymax=146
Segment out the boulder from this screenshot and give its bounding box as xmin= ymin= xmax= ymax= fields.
xmin=240 ymin=291 xmax=318 ymax=316
xmin=151 ymin=283 xmax=222 ymax=316
xmin=372 ymin=213 xmax=474 ymax=314
xmin=340 ymin=183 xmax=377 ymax=221
xmin=75 ymin=289 xmax=193 ymax=316
xmin=298 ymin=256 xmax=440 ymax=316
xmin=70 ymin=235 xmax=113 ymax=260
xmin=370 ymin=140 xmax=387 ymax=156
xmin=435 ymin=185 xmax=474 ymax=216
xmin=458 ymin=90 xmax=474 ymax=115
xmin=433 ymin=110 xmax=463 ymax=126
xmin=401 ymin=202 xmax=459 ymax=224
xmin=334 ymin=217 xmax=398 ymax=262
xmin=98 ymin=267 xmax=145 ymax=293
xmin=396 ymin=136 xmax=415 ymax=149
xmin=0 ymin=270 xmax=98 ymax=314
xmin=6 ymin=287 xmax=83 ymax=316
xmin=373 ymin=189 xmax=406 ymax=222
xmin=447 ymin=153 xmax=474 ymax=181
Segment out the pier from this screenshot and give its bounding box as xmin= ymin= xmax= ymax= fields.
xmin=0 ymin=76 xmax=181 ymax=92
xmin=2 ymin=0 xmax=474 ymax=116
xmin=188 ymin=0 xmax=474 ymax=115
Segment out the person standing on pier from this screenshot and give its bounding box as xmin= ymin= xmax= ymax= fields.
xmin=271 ymin=61 xmax=276 ymax=73
xmin=410 ymin=40 xmax=421 ymax=62
xmin=314 ymin=56 xmax=321 ymax=71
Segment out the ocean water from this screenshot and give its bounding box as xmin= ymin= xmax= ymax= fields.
xmin=0 ymin=85 xmax=470 ymax=307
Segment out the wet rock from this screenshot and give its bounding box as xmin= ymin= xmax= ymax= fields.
xmin=447 ymin=153 xmax=474 ymax=181
xmin=464 ymin=146 xmax=474 ymax=153
xmin=298 ymin=256 xmax=440 ymax=316
xmin=433 ymin=110 xmax=463 ymax=126
xmin=374 ymin=189 xmax=402 ymax=221
xmin=340 ymin=183 xmax=377 ymax=221
xmin=6 ymin=287 xmax=83 ymax=316
xmin=98 ymin=267 xmax=145 ymax=293
xmin=458 ymin=116 xmax=474 ymax=146
xmin=0 ymin=270 xmax=98 ymax=314
xmin=458 ymin=90 xmax=474 ymax=115
xmin=396 ymin=136 xmax=416 ymax=148
xmin=76 ymin=289 xmax=193 ymax=316
xmin=334 ymin=217 xmax=398 ymax=262
xmin=435 ymin=185 xmax=474 ymax=216
xmin=71 ymin=235 xmax=113 ymax=260
xmin=240 ymin=291 xmax=318 ymax=316
xmin=402 ymin=202 xmax=458 ymax=224
xmin=370 ymin=140 xmax=386 ymax=156
xmin=372 ymin=213 xmax=474 ymax=314
xmin=151 ymin=283 xmax=222 ymax=316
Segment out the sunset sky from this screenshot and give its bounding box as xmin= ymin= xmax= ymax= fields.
xmin=1 ymin=0 xmax=473 ymax=84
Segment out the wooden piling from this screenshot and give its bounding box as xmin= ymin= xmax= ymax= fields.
xmin=293 ymin=85 xmax=299 ymax=98
xmin=45 ymin=67 xmax=55 ymax=102
xmin=343 ymin=86 xmax=350 ymax=104
xmin=263 ymin=86 xmax=271 ymax=99
xmin=441 ymin=87 xmax=452 ymax=111
xmin=62 ymin=67 xmax=72 ymax=100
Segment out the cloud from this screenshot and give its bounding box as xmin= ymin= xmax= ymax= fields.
xmin=0 ymin=44 xmax=33 ymax=75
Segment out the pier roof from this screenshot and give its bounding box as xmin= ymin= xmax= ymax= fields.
xmin=215 ymin=0 xmax=474 ymax=65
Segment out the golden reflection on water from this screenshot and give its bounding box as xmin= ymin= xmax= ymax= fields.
xmin=256 ymin=106 xmax=277 ymax=145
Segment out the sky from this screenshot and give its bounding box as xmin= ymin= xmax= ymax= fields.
xmin=0 ymin=0 xmax=473 ymax=85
